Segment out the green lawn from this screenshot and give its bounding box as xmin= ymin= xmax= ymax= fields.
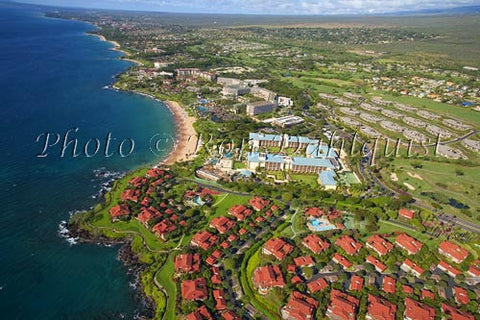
xmin=289 ymin=173 xmax=319 ymax=187
xmin=382 ymin=158 xmax=480 ymax=220
xmin=155 ymin=253 xmax=177 ymax=320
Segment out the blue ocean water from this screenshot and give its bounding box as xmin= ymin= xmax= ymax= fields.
xmin=0 ymin=3 xmax=175 ymax=319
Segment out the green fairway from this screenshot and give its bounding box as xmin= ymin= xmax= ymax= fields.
xmin=155 ymin=253 xmax=177 ymax=320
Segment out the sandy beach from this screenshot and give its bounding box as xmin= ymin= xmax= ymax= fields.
xmin=89 ymin=33 xmax=143 ymax=66
xmin=162 ymin=100 xmax=198 ymax=165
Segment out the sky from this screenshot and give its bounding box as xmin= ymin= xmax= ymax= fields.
xmin=16 ymin=0 xmax=480 ymax=15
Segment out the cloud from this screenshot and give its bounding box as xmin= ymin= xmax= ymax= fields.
xmin=20 ymin=0 xmax=480 ymax=14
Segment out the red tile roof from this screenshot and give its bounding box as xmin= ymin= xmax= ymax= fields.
xmin=228 ymin=205 xmax=253 ymax=221
xmin=305 ymin=207 xmax=325 ymax=217
xmin=439 ymin=241 xmax=469 ymax=263
xmin=174 ymin=253 xmax=200 ymax=273
xmin=395 ymin=233 xmax=423 ymax=255
xmin=382 ymin=276 xmax=396 ymax=294
xmin=335 ymin=235 xmax=363 ymax=255
xmin=399 ymin=208 xmax=415 ymax=219
xmin=209 ymin=216 xmax=235 ymax=234
xmin=140 ymin=197 xmax=150 ymax=206
xmin=211 ymin=267 xmax=222 ymax=285
xmin=468 ymin=260 xmax=480 ymax=277
xmin=222 ymin=310 xmax=240 ymax=320
xmin=238 ymin=228 xmax=248 ymax=235
xmin=253 ymin=265 xmax=285 ymax=292
xmin=191 ymin=230 xmax=219 ymax=251
xmin=401 ymin=258 xmax=425 ymax=277
xmin=152 ymin=219 xmax=177 ymax=239
xmin=402 ymin=285 xmax=414 ymax=295
xmin=307 ymin=278 xmax=328 ymax=293
xmin=146 ymin=168 xmax=165 ymax=179
xmin=249 ymin=196 xmax=270 ymax=211
xmin=186 ymin=305 xmax=212 ymax=320
xmin=137 ymin=206 xmax=160 ymax=225
xmin=421 ymin=289 xmax=435 ymax=301
xmin=326 ymin=289 xmax=359 ymax=320
xmin=281 ymin=291 xmax=318 ymax=320
xmin=349 ymin=275 xmax=363 ymax=292
xmin=129 ymin=176 xmax=147 ymax=188
xmin=109 ymin=204 xmax=130 ymax=219
xmin=367 ymin=294 xmax=396 ymax=320
xmin=121 ymin=189 xmax=141 ymax=202
xmin=453 ymin=286 xmax=470 ymax=305
xmin=404 ymin=298 xmax=435 ymax=320
xmin=294 ymin=256 xmax=315 ymax=268
xmin=438 ymin=261 xmax=462 ymax=277
xmin=263 ymin=238 xmax=294 ymax=261
xmin=441 ymin=303 xmax=474 ymax=320
xmin=332 ymin=253 xmax=352 ymax=269
xmin=302 ymin=234 xmax=330 ymax=254
xmin=213 ymin=289 xmax=227 ymax=310
xmin=366 ymin=234 xmax=393 ymax=256
xmin=181 ymin=277 xmax=208 ymax=301
xmin=291 ymin=276 xmax=303 ymax=285
xmin=366 ymin=255 xmax=387 ymax=273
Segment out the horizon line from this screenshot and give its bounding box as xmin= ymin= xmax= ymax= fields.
xmin=9 ymin=0 xmax=480 ymax=18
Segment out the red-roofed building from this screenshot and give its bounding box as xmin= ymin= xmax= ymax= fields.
xmin=146 ymin=168 xmax=166 ymax=179
xmin=399 ymin=208 xmax=415 ymax=220
xmin=140 ymin=197 xmax=150 ymax=206
xmin=302 ymin=234 xmax=330 ymax=254
xmin=281 ymin=291 xmax=318 ymax=320
xmin=366 ymin=255 xmax=387 ymax=273
xmin=253 ymin=265 xmax=285 ymax=294
xmin=294 ymin=256 xmax=315 ymax=268
xmin=325 ymin=289 xmax=359 ymax=320
xmin=335 ymin=236 xmax=363 ymax=255
xmin=220 ymin=241 xmax=231 ymax=249
xmin=211 ymin=267 xmax=222 ymax=285
xmin=366 ymin=235 xmax=393 ymax=256
xmin=186 ymin=305 xmax=212 ymax=320
xmin=222 ymin=310 xmax=240 ymax=320
xmin=137 ymin=206 xmax=159 ymax=226
xmin=238 ymin=228 xmax=248 ymax=236
xmin=174 ymin=253 xmax=200 ymax=274
xmin=291 ymin=276 xmax=303 ymax=285
xmin=366 ymin=294 xmax=396 ymax=320
xmin=439 ymin=241 xmax=469 ymax=264
xmin=401 ymin=259 xmax=425 ymax=277
xmin=263 ymin=238 xmax=294 ymax=261
xmin=307 ymin=278 xmax=328 ymax=293
xmin=332 ymin=253 xmax=352 ymax=270
xmin=395 ymin=234 xmax=423 ymax=255
xmin=249 ymin=196 xmax=270 ymax=211
xmin=421 ymin=289 xmax=435 ymax=301
xmin=441 ymin=303 xmax=474 ymax=320
xmin=129 ymin=176 xmax=147 ymax=188
xmin=209 ymin=216 xmax=235 ymax=234
xmin=181 ymin=278 xmax=208 ymax=301
xmin=404 ymin=298 xmax=435 ymax=320
xmin=349 ymin=275 xmax=363 ymax=292
xmin=402 ymin=285 xmax=414 ymax=295
xmin=453 ymin=286 xmax=469 ymax=305
xmin=121 ymin=189 xmax=141 ymax=202
xmin=228 ymin=205 xmax=253 ymax=221
xmin=305 ymin=207 xmax=325 ymax=217
xmin=191 ymin=230 xmax=219 ymax=251
xmin=468 ymin=260 xmax=480 ymax=277
xmin=152 ymin=220 xmax=177 ymax=240
xmin=213 ymin=289 xmax=227 ymax=310
xmin=109 ymin=204 xmax=130 ymax=221
xmin=437 ymin=261 xmax=462 ymax=278
xmin=382 ymin=276 xmax=396 ymax=294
